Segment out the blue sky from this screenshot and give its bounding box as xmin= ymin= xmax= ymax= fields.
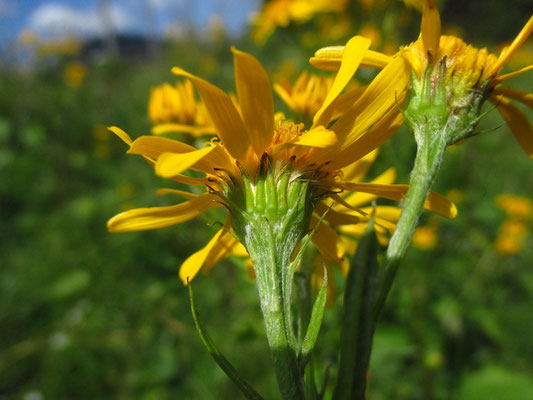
xmin=0 ymin=0 xmax=261 ymax=43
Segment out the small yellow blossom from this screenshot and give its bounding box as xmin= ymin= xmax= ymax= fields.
xmin=412 ymin=226 xmax=438 ymax=250
xmin=495 ymin=193 xmax=533 ymax=219
xmin=148 ymin=80 xmax=215 ymax=136
xmin=252 ymin=0 xmax=348 ymax=43
xmin=274 ymin=71 xmax=335 ymax=122
xmin=64 ymin=61 xmax=86 ymax=88
xmin=495 ymin=219 xmax=529 ymax=254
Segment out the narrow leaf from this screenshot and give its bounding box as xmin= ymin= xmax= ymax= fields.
xmin=300 ymin=267 xmax=328 ymax=369
xmin=188 ymin=282 xmax=264 ymax=400
xmin=333 ymin=216 xmax=380 ymax=400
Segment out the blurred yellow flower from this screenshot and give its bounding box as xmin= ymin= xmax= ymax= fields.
xmin=252 ymin=0 xmax=348 ymax=43
xmin=495 ymin=219 xmax=529 ymax=254
xmin=359 ymin=23 xmax=382 ymax=48
xmin=274 ymin=71 xmax=335 ymax=123
xmin=412 ymin=225 xmax=438 ymax=250
xmin=37 ymin=38 xmax=81 ymax=57
xmin=495 ymin=193 xmax=533 ymax=219
xmin=108 ymin=40 xmax=456 ymax=284
xmin=64 ymin=61 xmax=86 ymax=88
xmin=148 ymin=80 xmax=215 ymax=136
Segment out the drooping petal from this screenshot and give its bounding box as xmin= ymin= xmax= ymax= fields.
xmin=172 ymin=67 xmax=250 ymax=159
xmin=492 ymin=64 xmax=533 ymax=84
xmin=129 ymin=135 xmax=196 ymax=157
xmin=488 ymin=15 xmax=533 ymax=75
xmin=338 ymin=167 xmax=397 ymax=209
xmin=313 ymin=36 xmax=371 ymax=128
xmin=315 ymin=201 xmax=361 ymax=225
xmin=340 ymin=148 xmax=379 ymax=182
xmin=421 ymin=0 xmax=441 ymax=57
xmin=155 ymin=146 xmax=218 ymax=178
xmin=491 ymin=95 xmax=533 ymax=158
xmin=310 ymin=217 xmax=345 ymax=262
xmin=156 ymin=188 xmax=200 ymax=200
xmin=232 ymin=47 xmax=275 ymax=156
xmin=108 ymin=126 xmax=133 ymax=146
xmin=334 ymin=182 xmax=458 ymax=219
xmin=310 ymin=46 xmax=393 ymax=71
xmin=492 ymin=88 xmax=533 ymax=109
xmin=107 ymin=193 xmax=220 ymax=232
xmin=129 ymin=136 xmax=232 ymax=173
xmin=179 ymin=218 xmax=237 ymax=284
xmin=330 ymin=86 xmax=367 ymax=120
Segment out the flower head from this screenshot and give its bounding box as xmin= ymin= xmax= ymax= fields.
xmin=148 ymin=80 xmax=215 ymax=136
xmin=251 ymin=0 xmax=348 ymax=43
xmin=311 ymin=1 xmax=533 ymax=156
xmin=108 ymin=41 xmax=456 ymax=284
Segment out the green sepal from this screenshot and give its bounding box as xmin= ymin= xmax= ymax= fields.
xmin=299 ymin=266 xmax=328 ymax=370
xmin=333 ymin=217 xmax=380 ymax=400
xmin=188 ymin=282 xmax=264 ymax=400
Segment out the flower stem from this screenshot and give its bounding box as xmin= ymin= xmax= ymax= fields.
xmin=246 ymin=218 xmax=306 ymax=400
xmin=373 ymin=126 xmax=448 ymax=325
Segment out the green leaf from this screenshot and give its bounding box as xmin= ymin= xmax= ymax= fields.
xmin=188 ymin=283 xmax=264 ymax=400
xmin=333 ymin=217 xmax=379 ymax=400
xmin=299 ymin=267 xmax=328 ymax=369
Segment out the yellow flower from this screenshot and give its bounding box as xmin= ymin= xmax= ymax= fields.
xmin=310 ymin=1 xmax=533 ymax=157
xmin=251 ymin=0 xmax=348 ymax=43
xmin=495 ymin=219 xmax=529 ymax=255
xmin=495 ymin=193 xmax=533 ymax=220
xmin=108 ymin=40 xmax=456 ymax=284
xmin=274 ymin=71 xmax=335 ymax=123
xmin=64 ymin=61 xmax=86 ymax=88
xmin=148 ymin=80 xmax=216 ymax=136
xmin=412 ymin=225 xmax=438 ymax=250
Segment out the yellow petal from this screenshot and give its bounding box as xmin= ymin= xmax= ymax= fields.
xmin=330 ymin=86 xmax=367 ymax=120
xmin=108 ymin=126 xmax=133 ymax=146
xmin=156 ymin=189 xmax=199 ymax=200
xmin=315 ymin=201 xmax=361 ymax=225
xmin=129 ymin=136 xmax=196 ymax=158
xmin=492 ymin=88 xmax=533 ymax=109
xmin=310 ymin=46 xmax=392 ymax=71
xmin=329 ymin=102 xmax=405 ymax=170
xmin=340 ymin=148 xmax=379 ymax=182
xmin=172 ymin=67 xmax=250 ymax=159
xmin=488 ymin=15 xmax=533 ymax=75
xmin=313 ymin=36 xmax=371 ymax=128
xmin=334 ymin=182 xmax=458 ymax=219
xmin=491 ymin=95 xmax=533 ymax=158
xmin=151 ymin=123 xmax=216 ymax=136
xmin=292 ymin=126 xmax=338 ymax=147
xmin=325 ymin=56 xmax=409 ymax=166
xmin=360 ymin=205 xmax=402 ymax=223
xmin=179 ymin=218 xmax=237 ymax=284
xmin=273 ymin=82 xmax=297 ymax=110
xmin=310 ymin=217 xmax=345 ymax=262
xmin=492 ymin=64 xmax=533 ymax=84
xmin=421 ymin=0 xmax=441 ymax=57
xmin=170 ymin=174 xmax=207 ymax=186
xmin=155 ymin=146 xmax=218 ymax=178
xmin=340 ymin=167 xmax=397 ymax=208
xmin=107 ymin=193 xmax=219 ymax=232
xmin=232 ymin=47 xmax=274 ymax=156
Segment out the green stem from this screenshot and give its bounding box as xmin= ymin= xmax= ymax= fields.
xmin=373 ymin=128 xmax=448 ymax=325
xmin=248 ymin=220 xmax=306 ymax=400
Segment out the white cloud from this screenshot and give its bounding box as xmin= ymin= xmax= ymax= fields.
xmin=28 ymin=2 xmax=134 ymax=38
xmin=0 ymin=0 xmax=16 ymax=18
